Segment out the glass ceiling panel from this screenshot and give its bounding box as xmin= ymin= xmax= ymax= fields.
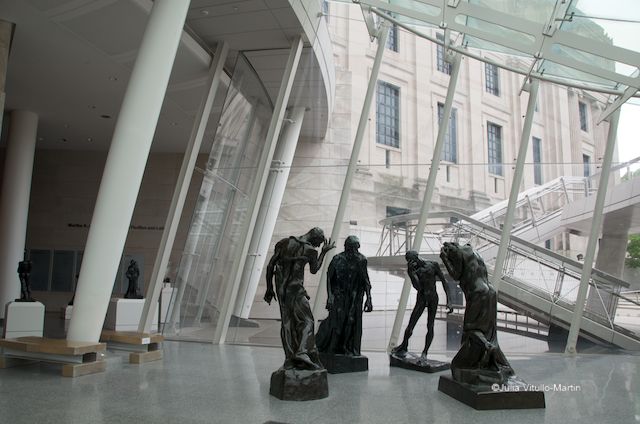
xmin=328 ymin=0 xmax=640 ymax=92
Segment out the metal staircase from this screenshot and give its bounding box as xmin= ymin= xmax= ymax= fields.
xmin=370 ymin=208 xmax=640 ymax=350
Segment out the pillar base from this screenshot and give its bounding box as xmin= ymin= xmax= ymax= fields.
xmin=438 ymin=375 xmax=545 ymax=410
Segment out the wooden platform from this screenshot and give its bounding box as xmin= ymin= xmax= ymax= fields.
xmin=0 ymin=337 xmax=106 ymax=377
xmin=100 ymin=330 xmax=163 ymax=364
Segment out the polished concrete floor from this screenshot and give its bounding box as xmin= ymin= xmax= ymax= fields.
xmin=1 ymin=341 xmax=639 ymax=424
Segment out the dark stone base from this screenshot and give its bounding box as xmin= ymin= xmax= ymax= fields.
xmin=318 ymin=352 xmax=368 ymax=374
xmin=438 ymin=375 xmax=546 ymax=410
xmin=389 ymin=352 xmax=450 ymax=373
xmin=269 ymin=368 xmax=329 ymax=401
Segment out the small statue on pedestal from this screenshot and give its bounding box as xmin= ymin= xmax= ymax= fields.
xmin=437 ymin=242 xmax=545 ymax=409
xmin=315 ymin=235 xmax=373 ymax=373
xmin=390 ymin=250 xmax=452 ymax=372
xmin=124 ymin=260 xmax=143 ymax=299
xmin=16 ymin=251 xmax=35 ymax=302
xmin=264 ymin=227 xmax=335 ymax=400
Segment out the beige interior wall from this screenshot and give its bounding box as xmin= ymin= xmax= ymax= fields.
xmin=22 ymin=149 xmax=205 ymax=311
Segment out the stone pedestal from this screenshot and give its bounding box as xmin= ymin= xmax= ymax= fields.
xmin=3 ymin=301 xmax=44 ymax=338
xmin=319 ymin=352 xmax=368 ymax=374
xmin=438 ymin=375 xmax=546 ymax=410
xmin=104 ymin=298 xmax=157 ymax=332
xmin=389 ymin=352 xmax=450 ymax=373
xmin=269 ymin=368 xmax=329 ymax=401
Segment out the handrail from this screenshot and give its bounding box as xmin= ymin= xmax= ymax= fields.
xmin=377 ymin=209 xmax=630 ymax=290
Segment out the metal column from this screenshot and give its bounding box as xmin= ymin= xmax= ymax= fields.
xmin=388 ymin=52 xmax=462 ymax=350
xmin=491 ymin=78 xmax=540 ymax=292
xmin=138 ymin=42 xmax=228 ymax=333
xmin=312 ymin=22 xmax=390 ymax=317
xmin=212 ymin=36 xmax=303 ymax=344
xmin=565 ymin=109 xmax=620 ymax=354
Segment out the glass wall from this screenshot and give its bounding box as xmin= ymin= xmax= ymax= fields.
xmin=165 ymin=53 xmax=273 ymax=341
xmin=219 ymin=4 xmax=639 ymax=354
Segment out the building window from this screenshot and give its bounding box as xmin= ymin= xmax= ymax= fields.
xmin=322 ymin=1 xmax=329 ymax=22
xmin=386 ymin=23 xmax=398 ymax=52
xmin=485 ymin=63 xmax=500 ymax=96
xmin=377 ymin=81 xmax=400 ymax=148
xmin=438 ymin=102 xmax=457 ymax=163
xmin=583 ymin=154 xmax=591 ymax=178
xmin=545 ymin=239 xmax=552 ymax=250
xmin=487 ymin=122 xmax=503 ymax=176
xmin=579 ymin=101 xmax=588 ymax=132
xmin=532 ymin=136 xmax=542 ymax=185
xmin=436 ymin=33 xmax=451 ymax=75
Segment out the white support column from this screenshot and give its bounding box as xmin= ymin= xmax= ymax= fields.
xmin=491 ymin=78 xmax=540 ymax=293
xmin=67 ymin=0 xmax=191 ymax=343
xmin=212 ymin=36 xmax=303 ymax=344
xmin=138 ymin=41 xmax=228 ymax=333
xmin=387 ymin=52 xmax=462 ymax=350
xmin=312 ymin=22 xmax=390 ymax=318
xmin=232 ymin=106 xmax=306 ymax=320
xmin=0 ymin=20 xmax=15 ymax=134
xmin=0 ymin=110 xmax=38 ymax=318
xmin=565 ymin=109 xmax=620 ymax=354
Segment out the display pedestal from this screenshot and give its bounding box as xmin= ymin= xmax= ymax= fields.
xmin=269 ymin=368 xmax=329 ymax=401
xmin=318 ymin=352 xmax=368 ymax=374
xmin=3 ymin=301 xmax=44 ymax=338
xmin=159 ymin=286 xmax=175 ymax=324
xmin=104 ymin=298 xmax=157 ymax=332
xmin=438 ymin=375 xmax=546 ymax=410
xmin=389 ymin=351 xmax=450 ymax=373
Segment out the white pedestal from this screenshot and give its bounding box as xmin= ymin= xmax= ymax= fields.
xmin=159 ymin=287 xmax=176 ymax=324
xmin=3 ymin=301 xmax=45 ymax=338
xmin=104 ymin=298 xmax=158 ymax=332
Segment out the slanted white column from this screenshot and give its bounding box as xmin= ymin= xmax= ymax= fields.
xmin=0 ymin=110 xmax=38 ymax=318
xmin=232 ymin=106 xmax=306 ymax=320
xmin=0 ymin=20 xmax=15 ymax=133
xmin=491 ymin=78 xmax=540 ymax=292
xmin=565 ymin=109 xmax=620 ymax=354
xmin=312 ymin=22 xmax=390 ymax=318
xmin=387 ymin=52 xmax=462 ymax=350
xmin=138 ymin=41 xmax=229 ymax=333
xmin=67 ymin=0 xmax=191 ymax=343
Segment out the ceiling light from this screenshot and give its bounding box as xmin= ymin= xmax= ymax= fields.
xmin=108 ymin=76 xmax=118 ymax=81
xmin=200 ymin=9 xmax=209 ymax=15
xmin=169 ymin=122 xmax=178 ymax=126
xmin=100 ymin=114 xmax=112 ymax=119
xmin=60 ymin=138 xmax=68 ymax=142
xmin=87 ymin=137 xmax=93 ymax=142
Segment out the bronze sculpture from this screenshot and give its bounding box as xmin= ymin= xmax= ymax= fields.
xmin=265 ymin=227 xmax=334 ymax=400
xmin=124 ymin=260 xmax=143 ymax=299
xmin=437 ymin=242 xmax=544 ymax=409
xmin=392 ymin=250 xmax=452 ymax=360
xmin=16 ymin=251 xmax=35 ymax=302
xmin=315 ymin=235 xmax=372 ymax=372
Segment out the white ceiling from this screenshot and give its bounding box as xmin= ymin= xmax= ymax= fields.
xmin=1 ymin=0 xmax=331 ymax=152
